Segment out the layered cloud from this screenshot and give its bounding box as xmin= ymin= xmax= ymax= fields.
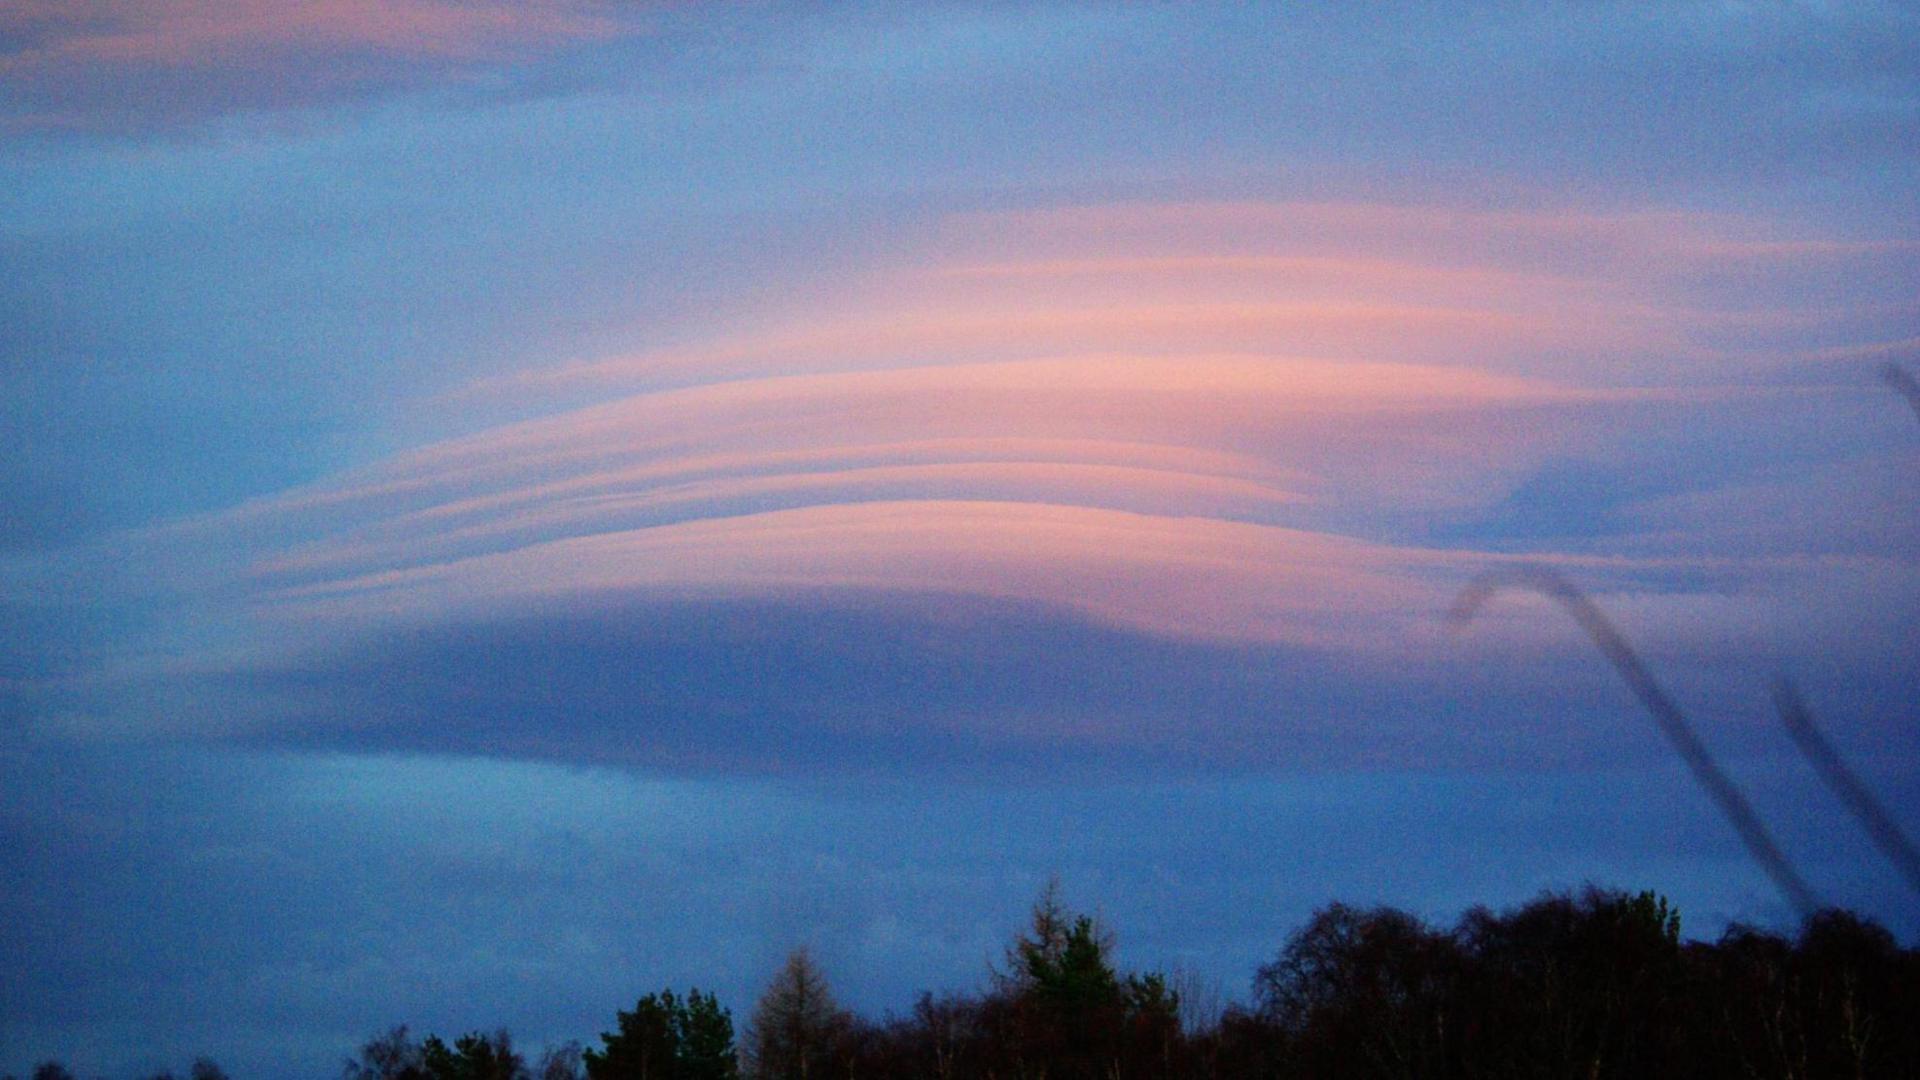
xmin=2 ymin=0 xmax=620 ymax=63
xmin=0 ymin=0 xmax=636 ymax=131
xmin=9 ymin=199 xmax=1916 ymax=770
xmin=474 ymin=201 xmax=1920 ymax=396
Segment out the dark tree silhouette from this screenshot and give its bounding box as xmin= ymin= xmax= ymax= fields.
xmin=989 ymin=880 xmax=1183 ymax=1079
xmin=1795 ymin=909 xmax=1916 ymax=1078
xmin=346 ymin=1027 xmax=428 ymax=1080
xmin=138 ymin=885 xmax=1920 ymax=1080
xmin=1255 ymin=903 xmax=1459 ymax=1080
xmin=421 ymin=1030 xmax=527 ymax=1080
xmin=585 ymin=988 xmax=737 ymax=1080
xmin=535 ymin=1043 xmax=585 ymax=1080
xmin=744 ymin=948 xmax=849 ymax=1080
xmin=1455 ymin=888 xmax=1685 ymax=1079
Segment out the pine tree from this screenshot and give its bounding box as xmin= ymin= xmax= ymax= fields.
xmin=586 ymin=988 xmax=738 ymax=1080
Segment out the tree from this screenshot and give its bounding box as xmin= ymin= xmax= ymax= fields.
xmin=346 ymin=1027 xmax=428 ymax=1080
xmin=1697 ymin=924 xmax=1806 ymax=1079
xmin=997 ymin=880 xmax=1182 ymax=1078
xmin=999 ymin=880 xmax=1124 ymax=1008
xmin=1454 ymin=887 xmax=1686 ymax=1079
xmin=1797 ymin=908 xmax=1910 ymax=1078
xmin=1254 ymin=902 xmax=1461 ymax=1079
xmin=585 ymin=988 xmax=737 ymax=1080
xmin=535 ymin=1042 xmax=586 ymax=1080
xmin=678 ymin=991 xmax=741 ymax=1079
xmin=142 ymin=1061 xmax=228 ymax=1080
xmin=744 ymin=948 xmax=848 ymax=1080
xmin=421 ymin=1030 xmax=527 ymax=1080
xmin=904 ymin=991 xmax=981 ymax=1080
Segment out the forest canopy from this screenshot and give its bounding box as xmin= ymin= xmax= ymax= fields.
xmin=24 ymin=883 xmax=1918 ymax=1080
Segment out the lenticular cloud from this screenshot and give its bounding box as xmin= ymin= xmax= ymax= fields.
xmin=24 ymin=200 xmax=1916 ymax=763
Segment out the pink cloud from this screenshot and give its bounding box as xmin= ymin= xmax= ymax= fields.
xmin=449 ymin=354 xmax=1637 ymax=491
xmin=39 ymin=198 xmax=1912 ymax=735
xmin=238 ymin=352 xmax=1620 ymax=569
xmin=0 ymin=0 xmax=622 ymax=67
xmin=260 ymin=500 xmax=1465 ymax=650
xmin=457 ymin=201 xmax=1908 ymax=411
xmin=458 ymin=303 xmax=1566 ymax=401
xmin=247 ymin=457 xmax=1308 ymax=585
xmin=930 ymin=201 xmax=1890 ymax=268
xmin=0 ymin=0 xmax=644 ymax=130
xmin=167 ymin=344 xmax=1619 ymax=638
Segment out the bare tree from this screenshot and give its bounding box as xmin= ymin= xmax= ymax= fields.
xmin=345 ymin=1027 xmax=425 ymax=1080
xmin=1169 ymin=965 xmax=1226 ymax=1038
xmin=534 ymin=1042 xmax=585 ymax=1080
xmin=744 ymin=948 xmax=846 ymax=1080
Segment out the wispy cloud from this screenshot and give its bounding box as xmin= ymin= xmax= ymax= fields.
xmin=0 ymin=0 xmax=640 ymax=131
xmin=1 ymin=0 xmax=621 ymax=65
xmin=459 ymin=201 xmax=1916 ymax=403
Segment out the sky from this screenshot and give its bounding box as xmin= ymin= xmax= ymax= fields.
xmin=2 ymin=2 xmax=1918 ymax=1075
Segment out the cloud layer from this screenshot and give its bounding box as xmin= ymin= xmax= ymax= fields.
xmin=0 ymin=0 xmax=635 ymax=131
xmin=11 ymin=199 xmax=1913 ymax=771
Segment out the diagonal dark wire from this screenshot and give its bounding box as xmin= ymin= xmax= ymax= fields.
xmin=1775 ymin=680 xmax=1920 ymax=900
xmin=1883 ymin=363 xmax=1920 ymax=424
xmin=1450 ymin=563 xmax=1822 ymax=919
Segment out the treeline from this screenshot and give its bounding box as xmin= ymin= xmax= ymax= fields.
xmin=15 ymin=885 xmax=1920 ymax=1079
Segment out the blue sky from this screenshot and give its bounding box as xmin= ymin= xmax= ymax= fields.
xmin=3 ymin=3 xmax=1918 ymax=1076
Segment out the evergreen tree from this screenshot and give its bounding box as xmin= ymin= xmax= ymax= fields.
xmin=421 ymin=1030 xmax=527 ymax=1080
xmin=999 ymin=880 xmax=1181 ymax=1078
xmin=679 ymin=990 xmax=740 ymax=1079
xmin=586 ymin=988 xmax=737 ymax=1080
